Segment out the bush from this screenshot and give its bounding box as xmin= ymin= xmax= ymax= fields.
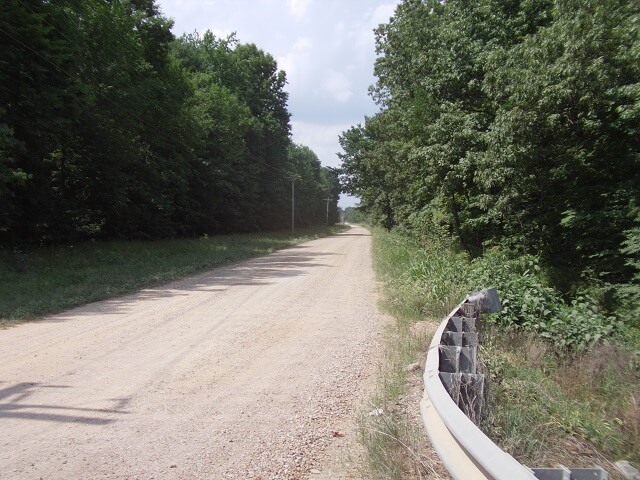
xmin=469 ymin=249 xmax=621 ymax=351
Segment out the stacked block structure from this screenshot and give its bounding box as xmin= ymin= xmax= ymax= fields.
xmin=423 ymin=288 xmax=611 ymax=479
xmin=438 ymin=312 xmax=485 ymax=423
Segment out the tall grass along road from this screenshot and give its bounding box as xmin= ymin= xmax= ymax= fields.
xmin=0 ymin=225 xmax=386 ymax=479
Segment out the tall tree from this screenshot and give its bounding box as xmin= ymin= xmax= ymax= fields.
xmin=287 ymin=144 xmax=340 ymax=226
xmin=1 ymin=1 xmax=331 ymax=245
xmin=172 ymin=31 xmax=293 ymax=232
xmin=341 ymin=0 xmax=640 ymax=284
xmin=482 ymin=0 xmax=640 ymax=279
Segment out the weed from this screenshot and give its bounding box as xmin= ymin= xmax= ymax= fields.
xmin=481 ymin=327 xmax=640 ymax=469
xmin=372 ymin=228 xmax=468 ymax=320
xmin=358 ymin=227 xmax=448 ymax=479
xmin=358 ymin=409 xmax=444 ymax=480
xmin=552 ymin=344 xmax=640 ymax=463
xmin=470 ymin=249 xmax=622 ymax=351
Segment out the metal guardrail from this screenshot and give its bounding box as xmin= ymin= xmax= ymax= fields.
xmin=420 ymin=290 xmax=609 ymax=480
xmin=421 ymin=293 xmax=537 ymax=480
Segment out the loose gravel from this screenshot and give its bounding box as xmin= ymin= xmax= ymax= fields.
xmin=0 ymin=225 xmax=386 ymax=480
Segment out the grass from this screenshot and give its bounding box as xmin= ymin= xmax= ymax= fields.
xmin=357 ymin=316 xmax=446 ymax=480
xmin=356 ymin=227 xmax=457 ymax=479
xmin=371 ymin=228 xmax=468 ymax=321
xmin=0 ymin=225 xmax=348 ymax=325
xmin=365 ymin=226 xmax=640 ymax=478
xmin=482 ymin=331 xmax=640 ymax=472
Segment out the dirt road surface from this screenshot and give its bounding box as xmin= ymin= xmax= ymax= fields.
xmin=0 ymin=225 xmax=387 ymax=480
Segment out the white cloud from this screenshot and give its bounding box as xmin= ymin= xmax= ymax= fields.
xmin=371 ymin=2 xmax=397 ymax=27
xmin=323 ymin=71 xmax=352 ymax=103
xmin=277 ymin=37 xmax=313 ymax=96
xmin=209 ymin=27 xmax=234 ymax=39
xmin=287 ymin=0 xmax=312 ymax=20
xmin=348 ymin=2 xmax=398 ymax=53
xmin=293 ymin=37 xmax=311 ymax=51
xmin=291 ymin=120 xmax=350 ymax=168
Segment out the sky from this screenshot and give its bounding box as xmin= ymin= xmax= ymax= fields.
xmin=155 ymin=0 xmax=400 ymax=208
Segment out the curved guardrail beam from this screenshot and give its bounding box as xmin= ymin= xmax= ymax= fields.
xmin=421 ymin=297 xmax=537 ymax=480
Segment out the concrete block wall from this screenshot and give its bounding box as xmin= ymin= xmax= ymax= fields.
xmin=437 ymin=313 xmax=485 ymax=423
xmin=429 ymin=289 xmax=611 ymax=479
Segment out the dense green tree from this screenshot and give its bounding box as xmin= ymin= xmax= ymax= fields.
xmin=0 ymin=1 xmax=331 ymax=245
xmin=481 ymin=0 xmax=640 ymax=279
xmin=0 ymin=0 xmax=88 ymax=242
xmin=366 ymin=0 xmax=555 ymax=251
xmin=288 ymin=144 xmax=324 ymax=227
xmin=340 ymin=0 xmax=639 ymax=287
xmin=232 ymin=43 xmax=291 ymax=229
xmin=339 ymin=109 xmax=411 ymax=230
xmin=194 ymin=83 xmax=259 ymax=232
xmin=0 ymin=0 xmax=194 ymax=241
xmin=172 ymin=31 xmax=294 ymax=231
xmin=76 ymin=0 xmax=196 ymax=239
xmin=323 ymin=167 xmax=342 ymax=226
xmin=344 ymin=207 xmax=366 ymax=224
xmin=287 ymin=144 xmax=340 ymax=227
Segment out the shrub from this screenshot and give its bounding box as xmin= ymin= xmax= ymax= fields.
xmin=469 ymin=249 xmax=621 ymax=351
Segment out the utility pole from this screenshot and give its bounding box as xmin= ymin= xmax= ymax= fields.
xmin=324 ymin=197 xmax=333 ymax=226
xmin=291 ymin=178 xmax=295 ymax=234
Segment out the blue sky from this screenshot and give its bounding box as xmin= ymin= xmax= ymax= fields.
xmin=155 ymin=0 xmax=400 ymax=207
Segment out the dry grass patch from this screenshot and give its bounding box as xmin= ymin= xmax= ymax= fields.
xmin=552 ymin=344 xmax=640 ymax=463
xmin=481 ymin=327 xmax=640 ymax=476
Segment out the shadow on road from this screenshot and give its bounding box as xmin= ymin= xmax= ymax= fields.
xmin=0 ymin=382 xmax=129 ymax=425
xmin=46 ymin=245 xmax=341 ymax=320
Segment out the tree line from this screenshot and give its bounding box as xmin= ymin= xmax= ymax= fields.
xmin=340 ymin=0 xmax=639 ymax=301
xmin=0 ymin=0 xmax=339 ymax=246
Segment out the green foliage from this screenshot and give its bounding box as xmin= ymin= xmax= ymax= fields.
xmin=614 ymin=211 xmax=640 ymax=331
xmin=371 ymin=227 xmax=640 ymax=471
xmin=623 ymin=213 xmax=640 ymax=277
xmin=470 ymin=249 xmax=621 ymax=351
xmin=373 ymin=225 xmax=622 ymax=351
xmin=481 ymin=0 xmax=640 ymax=279
xmin=372 ymin=227 xmax=469 ymax=320
xmin=340 ymin=0 xmax=640 ymax=311
xmin=287 ymin=144 xmax=340 ymax=227
xmin=0 ymin=1 xmax=333 ymax=246
xmin=344 ymin=206 xmax=367 ymax=224
xmin=372 ymin=225 xmax=622 ymax=352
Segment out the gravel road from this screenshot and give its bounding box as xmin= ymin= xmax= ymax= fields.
xmin=0 ymin=225 xmax=387 ymax=480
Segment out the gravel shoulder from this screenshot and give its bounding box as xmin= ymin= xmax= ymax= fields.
xmin=0 ymin=225 xmax=386 ymax=480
